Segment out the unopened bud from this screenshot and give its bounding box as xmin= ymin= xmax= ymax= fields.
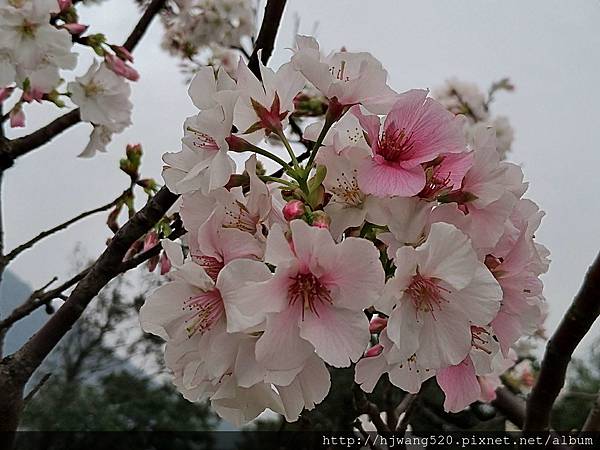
xmin=58 ymin=0 xmax=72 ymax=11
xmin=369 ymin=316 xmax=388 ymax=333
xmin=62 ymin=23 xmax=88 ymax=35
xmin=283 ymin=200 xmax=305 ymax=221
xmin=159 ymin=251 xmax=172 ymax=275
xmin=9 ymin=107 xmax=25 ymax=128
xmin=110 ymin=45 xmax=134 ymax=62
xmin=0 ymin=87 xmax=14 ymax=103
xmin=143 ymin=231 xmax=159 ymax=252
xmin=310 ymin=210 xmax=331 ymax=229
xmin=364 ymin=344 xmax=383 ymax=358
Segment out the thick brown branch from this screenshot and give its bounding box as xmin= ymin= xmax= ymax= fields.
xmin=9 ymin=187 xmax=177 ymax=380
xmin=22 ymin=373 xmax=51 ymax=406
xmin=248 ymin=0 xmax=287 ymax=78
xmin=0 ymin=0 xmax=166 ymax=168
xmin=524 ymin=251 xmax=600 ymax=431
xmin=492 ymin=387 xmax=525 ymax=429
xmin=123 ymin=0 xmax=166 ymax=51
xmin=2 ymin=110 xmax=81 ymax=168
xmin=3 ymin=193 xmax=124 ymax=264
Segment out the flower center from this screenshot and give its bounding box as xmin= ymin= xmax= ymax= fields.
xmin=183 ymin=289 xmax=224 ymax=337
xmin=419 ymin=166 xmax=452 ymax=200
xmin=330 ymin=169 xmax=364 ymax=206
xmin=191 ymin=254 xmax=224 ymax=282
xmin=376 ymin=128 xmax=416 ymax=163
xmin=288 ymin=272 xmax=332 ymax=319
xmin=406 ymin=270 xmax=449 ymax=319
xmin=186 ymin=126 xmax=219 ymax=151
xmin=471 ymin=326 xmax=494 ymax=354
xmin=329 ymin=60 xmax=349 ymax=82
xmin=223 ymin=200 xmax=259 ymax=234
xmin=19 ymin=19 xmax=37 ymax=38
xmin=83 ymin=82 xmax=104 ymax=97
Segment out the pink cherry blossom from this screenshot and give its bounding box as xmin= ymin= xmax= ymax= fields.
xmin=355 ymin=329 xmax=435 ymax=394
xmin=436 ymin=325 xmax=500 ymax=412
xmin=353 ymin=90 xmax=466 ymax=197
xmin=179 ymin=155 xmax=277 ymax=239
xmin=234 ymin=58 xmax=304 ymax=142
xmin=163 ymin=91 xmax=238 ymax=194
xmin=291 ymin=35 xmax=398 ymax=114
xmin=220 ymin=219 xmax=385 ymax=369
xmin=378 ymin=222 xmax=502 ymax=369
xmin=317 ymin=145 xmax=388 ymax=239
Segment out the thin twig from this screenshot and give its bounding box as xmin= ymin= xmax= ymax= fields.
xmin=353 ymin=383 xmax=390 ymax=434
xmin=2 ymin=193 xmax=126 ymax=264
xmin=524 ymin=251 xmax=600 ymax=431
xmin=353 ymin=419 xmax=377 ymax=450
xmin=396 ymin=394 xmax=418 ymax=434
xmin=0 ymin=271 xmax=88 ymax=332
xmin=394 ymin=393 xmax=417 ymax=431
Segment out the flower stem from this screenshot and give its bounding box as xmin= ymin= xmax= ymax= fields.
xmin=276 ymin=130 xmax=301 ymax=170
xmin=260 ymin=176 xmax=297 ymax=188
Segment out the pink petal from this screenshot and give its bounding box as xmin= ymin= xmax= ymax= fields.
xmin=299 ymin=303 xmax=370 ymax=368
xmin=256 ymin=304 xmax=314 ymax=372
xmin=437 ymin=357 xmax=481 ymax=413
xmin=357 ymin=157 xmax=426 ymax=197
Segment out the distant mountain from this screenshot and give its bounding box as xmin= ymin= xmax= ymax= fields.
xmin=0 ymin=271 xmax=47 ymax=356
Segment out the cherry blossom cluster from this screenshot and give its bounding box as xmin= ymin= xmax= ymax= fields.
xmin=433 ymin=78 xmax=515 ymax=159
xmin=140 ymin=36 xmax=549 ymax=425
xmin=0 ymin=0 xmax=138 ymax=156
xmin=158 ymin=0 xmax=254 ymax=75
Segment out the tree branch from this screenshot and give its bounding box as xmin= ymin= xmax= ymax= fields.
xmin=581 ymin=391 xmax=600 ymax=432
xmin=123 ymin=0 xmax=166 ymax=52
xmin=22 ymin=373 xmax=51 ymax=406
xmin=7 ymin=186 xmax=177 ymax=383
xmin=524 ymin=251 xmax=600 ymax=431
xmin=2 ymin=192 xmax=126 ymax=265
xmin=492 ymin=386 xmax=525 ymax=429
xmin=0 ymin=271 xmax=88 ymax=333
xmin=0 ymin=0 xmax=167 ymax=168
xmin=248 ymin=0 xmax=287 ymax=79
xmin=353 ymin=383 xmax=390 ymax=434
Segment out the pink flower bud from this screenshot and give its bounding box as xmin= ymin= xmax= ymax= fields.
xmin=369 ymin=316 xmax=388 ymax=333
xmin=22 ymin=88 xmax=43 ymax=103
xmin=111 ymin=45 xmax=134 ymax=62
xmin=0 ymin=87 xmax=14 ymax=103
xmin=311 ymin=211 xmax=331 ymax=229
xmin=364 ymin=344 xmax=383 ymax=358
xmin=159 ymin=251 xmax=172 ymax=275
xmin=105 ymin=54 xmax=140 ymax=82
xmin=62 ymin=23 xmax=88 ymax=35
xmin=58 ymin=0 xmax=72 ymax=11
xmin=9 ymin=108 xmax=25 ymax=128
xmin=143 ymin=231 xmax=159 ymax=252
xmin=147 ymin=255 xmax=159 ymax=272
xmin=283 ymin=200 xmax=306 ymax=221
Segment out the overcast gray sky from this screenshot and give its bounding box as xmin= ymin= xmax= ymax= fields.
xmin=3 ymin=0 xmax=600 ymax=353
